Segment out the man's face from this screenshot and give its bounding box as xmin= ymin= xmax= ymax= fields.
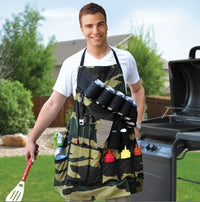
xmin=80 ymin=12 xmax=108 ymax=49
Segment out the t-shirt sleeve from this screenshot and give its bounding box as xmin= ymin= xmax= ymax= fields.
xmin=126 ymin=52 xmax=140 ymax=84
xmin=53 ymin=49 xmax=83 ymax=97
xmin=53 ymin=59 xmax=74 ymax=97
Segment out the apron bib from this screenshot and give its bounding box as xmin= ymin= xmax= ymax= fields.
xmin=54 ymin=48 xmax=143 ymax=200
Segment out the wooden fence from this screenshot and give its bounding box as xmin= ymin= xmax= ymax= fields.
xmin=32 ymin=95 xmax=172 ymax=127
xmin=32 ymin=96 xmax=74 ymax=127
xmin=145 ymin=95 xmax=172 ymax=118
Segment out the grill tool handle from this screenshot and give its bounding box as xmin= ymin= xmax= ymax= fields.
xmin=21 ymin=144 xmax=39 ymax=181
xmin=189 ymin=46 xmax=200 ymax=59
xmin=21 ymin=157 xmax=33 ymax=181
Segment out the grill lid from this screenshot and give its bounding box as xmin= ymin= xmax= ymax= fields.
xmin=169 ymin=46 xmax=200 ymax=117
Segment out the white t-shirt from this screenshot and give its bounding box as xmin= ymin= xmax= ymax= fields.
xmin=53 ymin=46 xmax=140 ymax=97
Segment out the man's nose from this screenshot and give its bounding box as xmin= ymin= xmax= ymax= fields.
xmin=93 ymin=25 xmax=99 ymax=34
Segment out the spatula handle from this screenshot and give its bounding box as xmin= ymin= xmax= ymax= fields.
xmin=21 ymin=144 xmax=39 ymax=181
xmin=21 ymin=157 xmax=32 ymax=181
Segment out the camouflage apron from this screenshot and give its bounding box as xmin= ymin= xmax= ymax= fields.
xmin=54 ymin=48 xmax=143 ymax=201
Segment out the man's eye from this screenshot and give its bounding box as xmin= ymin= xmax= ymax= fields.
xmin=98 ymin=22 xmax=105 ymax=27
xmin=85 ymin=25 xmax=92 ymax=28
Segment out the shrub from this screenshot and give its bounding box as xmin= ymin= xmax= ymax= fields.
xmin=0 ymin=79 xmax=34 ymax=135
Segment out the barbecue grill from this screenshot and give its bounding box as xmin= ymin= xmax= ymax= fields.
xmin=132 ymin=46 xmax=200 ymax=201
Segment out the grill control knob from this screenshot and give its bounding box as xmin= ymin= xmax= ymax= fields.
xmin=145 ymin=143 xmax=151 ymax=150
xmin=145 ymin=143 xmax=157 ymax=152
xmin=150 ymin=144 xmax=157 ymax=151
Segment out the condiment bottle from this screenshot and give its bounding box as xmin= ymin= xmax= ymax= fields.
xmin=52 ymin=132 xmax=67 ymax=160
xmin=120 ymin=146 xmax=131 ymax=159
xmin=133 ymin=144 xmax=142 ymax=156
xmin=104 ymin=149 xmax=115 ymax=163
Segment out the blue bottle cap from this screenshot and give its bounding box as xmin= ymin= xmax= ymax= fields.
xmin=125 ymin=96 xmax=137 ymax=107
xmin=95 ymin=79 xmax=105 ymax=88
xmin=125 ymin=96 xmax=133 ymax=103
xmin=131 ymin=101 xmax=137 ymax=107
xmin=105 ymin=85 xmax=115 ymax=94
xmin=116 ymin=91 xmax=125 ymax=98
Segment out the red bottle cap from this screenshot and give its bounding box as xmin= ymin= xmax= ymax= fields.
xmin=134 ymin=144 xmax=142 ymax=156
xmin=104 ymin=149 xmax=115 ymax=163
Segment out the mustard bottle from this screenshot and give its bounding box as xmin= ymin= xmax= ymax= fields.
xmin=120 ymin=146 xmax=131 ymax=159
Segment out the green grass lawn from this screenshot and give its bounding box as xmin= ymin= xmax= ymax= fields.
xmin=0 ymin=152 xmax=200 ymax=201
xmin=0 ymin=155 xmax=64 ymax=201
xmin=176 ymin=151 xmax=200 ymax=201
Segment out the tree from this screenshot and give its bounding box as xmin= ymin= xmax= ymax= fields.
xmin=0 ymin=4 xmax=56 ymax=96
xmin=118 ymin=28 xmax=166 ymax=96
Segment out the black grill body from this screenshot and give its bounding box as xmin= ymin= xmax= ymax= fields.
xmin=132 ymin=46 xmax=200 ymax=201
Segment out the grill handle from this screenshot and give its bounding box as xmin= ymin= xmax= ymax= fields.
xmin=189 ymin=46 xmax=200 ymax=59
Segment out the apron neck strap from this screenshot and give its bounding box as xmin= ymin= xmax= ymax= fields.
xmin=111 ymin=48 xmax=120 ymax=65
xmin=80 ymin=48 xmax=87 ymax=66
xmin=80 ymin=47 xmax=120 ymax=66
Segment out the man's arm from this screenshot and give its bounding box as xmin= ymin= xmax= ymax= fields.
xmin=26 ymin=91 xmax=67 ymax=161
xmin=128 ymin=80 xmax=145 ymax=138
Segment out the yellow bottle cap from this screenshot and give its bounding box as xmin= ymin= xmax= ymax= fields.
xmin=121 ymin=146 xmax=131 ymax=159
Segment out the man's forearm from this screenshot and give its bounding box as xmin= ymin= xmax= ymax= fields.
xmin=29 ymin=103 xmax=59 ymax=143
xmin=28 ymin=92 xmax=67 ymax=143
xmin=132 ymin=86 xmax=145 ymax=124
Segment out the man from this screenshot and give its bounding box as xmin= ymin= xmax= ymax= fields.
xmin=26 ymin=3 xmax=145 ymax=201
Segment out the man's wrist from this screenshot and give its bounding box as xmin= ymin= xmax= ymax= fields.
xmin=136 ymin=122 xmax=141 ymax=130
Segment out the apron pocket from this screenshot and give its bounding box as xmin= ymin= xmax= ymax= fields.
xmin=54 ymin=132 xmax=70 ymax=186
xmin=133 ymin=155 xmax=143 ymax=172
xmin=66 ymin=143 xmax=102 ymax=186
xmin=54 ymin=157 xmax=68 ymax=186
xmin=102 ymin=161 xmax=118 ymax=184
xmin=128 ymin=178 xmax=137 ymax=194
xmin=120 ymin=128 xmax=131 ymax=149
xmin=118 ymin=158 xmax=135 ymax=180
xmin=108 ymin=130 xmax=121 ymax=149
xmin=66 ymin=143 xmax=87 ymax=183
xmin=86 ymin=146 xmax=102 ymax=185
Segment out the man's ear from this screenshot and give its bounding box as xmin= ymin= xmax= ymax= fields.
xmin=80 ymin=25 xmax=84 ymax=34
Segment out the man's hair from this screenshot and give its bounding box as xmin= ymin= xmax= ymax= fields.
xmin=79 ymin=3 xmax=107 ymax=25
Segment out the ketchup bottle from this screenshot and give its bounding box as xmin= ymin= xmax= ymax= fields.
xmin=104 ymin=149 xmax=115 ymax=163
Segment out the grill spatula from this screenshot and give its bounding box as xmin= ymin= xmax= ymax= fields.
xmin=5 ymin=146 xmax=38 ymax=201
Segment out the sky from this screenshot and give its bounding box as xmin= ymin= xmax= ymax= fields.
xmin=0 ymin=0 xmax=200 ymax=61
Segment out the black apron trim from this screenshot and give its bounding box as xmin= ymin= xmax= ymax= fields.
xmin=80 ymin=49 xmax=87 ymax=66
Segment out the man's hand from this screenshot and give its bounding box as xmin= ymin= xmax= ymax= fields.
xmin=25 ymin=143 xmax=39 ymax=162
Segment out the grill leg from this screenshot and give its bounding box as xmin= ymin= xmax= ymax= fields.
xmin=171 ymin=139 xmax=185 ymax=201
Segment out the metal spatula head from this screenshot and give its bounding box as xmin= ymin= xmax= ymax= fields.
xmin=5 ymin=181 xmax=25 ymax=201
xmin=5 ymin=145 xmax=39 ymax=202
